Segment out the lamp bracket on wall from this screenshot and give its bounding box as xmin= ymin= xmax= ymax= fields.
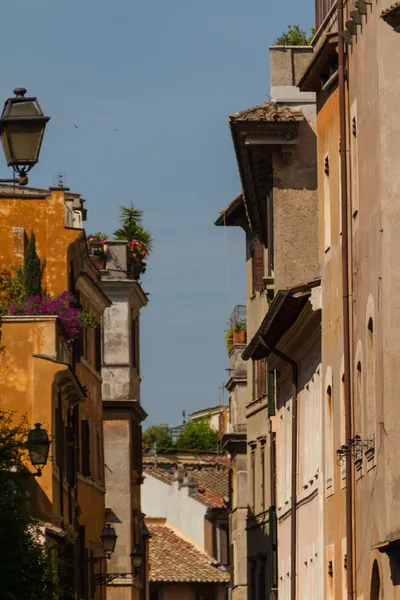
xmin=336 ymin=435 xmax=375 ymax=465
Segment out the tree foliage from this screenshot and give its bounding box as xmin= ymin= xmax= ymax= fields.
xmin=175 ymin=420 xmax=219 ymax=452
xmin=275 ymin=24 xmax=314 ymax=46
xmin=0 ymin=410 xmax=58 ymax=600
xmin=143 ymin=423 xmax=174 ymax=452
xmin=24 ymin=232 xmax=45 ymax=298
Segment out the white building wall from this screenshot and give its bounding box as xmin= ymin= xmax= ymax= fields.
xmin=142 ymin=474 xmax=206 ymax=549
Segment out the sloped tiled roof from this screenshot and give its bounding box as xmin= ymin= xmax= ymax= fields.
xmin=144 ymin=467 xmax=174 ymax=485
xmin=148 ymin=522 xmax=230 ymax=583
xmin=194 ymin=469 xmax=229 ymax=498
xmin=229 ymin=102 xmax=302 ymax=123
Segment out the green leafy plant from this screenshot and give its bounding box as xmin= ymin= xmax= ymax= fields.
xmin=87 ymin=233 xmax=109 ymax=242
xmin=175 ymin=420 xmax=219 ymax=452
xmin=0 ymin=410 xmax=60 ymax=599
xmin=224 ymin=317 xmax=247 ymax=353
xmin=114 ymin=205 xmax=153 ymax=256
xmin=24 ymin=232 xmax=45 ymax=299
xmin=79 ymin=311 xmax=101 ymax=328
xmin=275 ymin=24 xmax=314 ymax=46
xmin=0 ymin=268 xmax=25 ymax=314
xmin=143 ymin=424 xmax=174 ymax=453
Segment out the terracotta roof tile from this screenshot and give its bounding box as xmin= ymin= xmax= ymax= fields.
xmin=229 ymin=102 xmax=303 ymax=123
xmin=144 ymin=467 xmax=174 ymax=485
xmin=148 ymin=523 xmax=230 ymax=583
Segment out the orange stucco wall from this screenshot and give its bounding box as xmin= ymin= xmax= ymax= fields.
xmin=0 ymin=317 xmax=67 ymax=518
xmin=0 ymin=188 xmax=80 ymax=295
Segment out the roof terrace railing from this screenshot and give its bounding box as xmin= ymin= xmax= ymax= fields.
xmin=316 ymin=0 xmax=336 ymax=30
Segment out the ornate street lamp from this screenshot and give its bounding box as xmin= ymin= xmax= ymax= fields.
xmin=26 ymin=423 xmax=51 ymax=477
xmin=130 ymin=544 xmax=144 ymax=576
xmin=0 ymin=88 xmax=50 ymax=186
xmin=100 ymin=524 xmax=118 ymax=559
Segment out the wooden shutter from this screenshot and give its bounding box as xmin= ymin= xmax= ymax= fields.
xmin=66 ymin=422 xmax=76 ymax=486
xmin=253 ymin=242 xmax=265 ymax=292
xmin=252 ymin=361 xmax=256 ymax=401
xmin=258 ymin=359 xmax=267 ymax=397
xmin=267 ymin=368 xmax=276 ymax=417
xmin=81 ymin=420 xmax=91 ymax=476
xmin=218 ymin=525 xmax=229 ymax=566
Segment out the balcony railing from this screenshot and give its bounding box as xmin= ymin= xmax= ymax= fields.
xmin=315 ymin=0 xmax=336 ymax=30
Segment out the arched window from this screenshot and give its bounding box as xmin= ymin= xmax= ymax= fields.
xmin=367 ymin=318 xmax=376 ymax=442
xmin=370 ymin=559 xmax=380 ymax=600
xmin=326 ymin=384 xmax=333 ymax=489
xmin=355 ymin=360 xmax=363 ymax=435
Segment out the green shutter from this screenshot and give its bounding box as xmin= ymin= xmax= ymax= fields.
xmin=267 ymin=368 xmax=276 ymax=417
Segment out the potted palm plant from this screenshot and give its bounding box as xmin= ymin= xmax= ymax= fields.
xmin=113 ymin=205 xmax=153 ymax=279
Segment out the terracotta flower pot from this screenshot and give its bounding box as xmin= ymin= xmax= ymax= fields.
xmin=233 ymin=330 xmax=246 ymax=345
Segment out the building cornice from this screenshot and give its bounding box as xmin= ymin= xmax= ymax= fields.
xmin=103 ymin=399 xmax=148 ymax=422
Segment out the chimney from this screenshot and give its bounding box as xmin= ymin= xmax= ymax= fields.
xmin=269 ymin=45 xmax=315 ymax=106
xmin=173 ymin=466 xmax=185 ymax=485
xmin=180 ymin=470 xmax=198 ymax=495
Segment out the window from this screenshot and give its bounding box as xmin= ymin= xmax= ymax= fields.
xmin=258 ymin=557 xmax=267 ymax=600
xmin=355 ymin=360 xmax=363 ymax=436
xmin=326 ymin=384 xmax=333 ymax=489
xmin=81 ymin=420 xmax=91 ymax=477
xmin=367 ymin=318 xmax=375 ymax=442
xmin=267 ymin=367 xmax=275 ymax=417
xmin=256 ymin=358 xmax=267 ymax=398
xmin=249 ymin=560 xmax=257 ymax=599
xmin=324 ymin=154 xmax=331 ymax=252
xmin=217 ymin=524 xmax=229 ymax=566
xmin=252 ymin=242 xmax=265 ymax=294
xmin=83 ymin=326 xmax=89 ymax=362
xmin=252 ymin=360 xmax=257 ymax=402
xmin=251 ymin=446 xmax=256 ymax=512
xmin=351 ymin=102 xmax=359 ymax=218
xmin=96 ymin=427 xmax=102 ymax=483
xmin=260 ymin=442 xmax=266 ymax=512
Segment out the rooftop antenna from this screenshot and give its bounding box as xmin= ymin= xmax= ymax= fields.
xmin=54 ymin=171 xmax=66 ymax=188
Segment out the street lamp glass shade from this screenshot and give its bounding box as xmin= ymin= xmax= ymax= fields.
xmin=100 ymin=524 xmax=117 ymax=555
xmin=26 ymin=423 xmax=51 ymax=468
xmin=131 ymin=544 xmax=144 ymax=569
xmin=0 ymin=88 xmax=50 ymax=171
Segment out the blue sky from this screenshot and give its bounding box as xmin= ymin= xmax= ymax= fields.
xmin=2 ymin=1 xmax=313 ymax=426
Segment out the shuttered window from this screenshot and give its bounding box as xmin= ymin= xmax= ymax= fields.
xmin=261 ymin=442 xmax=266 ymax=512
xmin=269 ymin=506 xmax=278 ymax=590
xmin=252 ymin=242 xmax=265 ymax=294
xmin=81 ymin=420 xmax=91 ymax=477
xmin=267 ymin=367 xmax=276 ymax=417
xmin=257 ymin=359 xmax=267 ymax=398
xmin=55 ymin=405 xmax=64 ymax=469
xmin=218 ymin=525 xmax=229 ymax=566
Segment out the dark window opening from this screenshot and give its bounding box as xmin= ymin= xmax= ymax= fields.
xmin=94 ymin=325 xmax=102 ymax=372
xmin=81 ymin=420 xmax=91 ymax=477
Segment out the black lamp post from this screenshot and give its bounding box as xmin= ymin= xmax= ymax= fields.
xmin=26 ymin=423 xmax=51 ymax=477
xmin=130 ymin=544 xmax=144 ymax=576
xmin=100 ymin=524 xmax=118 ymax=559
xmin=0 ymin=88 xmax=50 ymax=186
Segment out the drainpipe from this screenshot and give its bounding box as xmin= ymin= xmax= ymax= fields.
xmin=259 ymin=337 xmax=298 ymax=600
xmin=338 ymin=0 xmax=355 ymax=598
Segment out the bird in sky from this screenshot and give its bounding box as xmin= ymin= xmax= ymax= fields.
xmin=73 ymin=124 xmax=79 ymax=129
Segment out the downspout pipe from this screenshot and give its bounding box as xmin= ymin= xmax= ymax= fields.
xmin=259 ymin=337 xmax=299 ymax=600
xmin=338 ymin=1 xmax=355 ymax=598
